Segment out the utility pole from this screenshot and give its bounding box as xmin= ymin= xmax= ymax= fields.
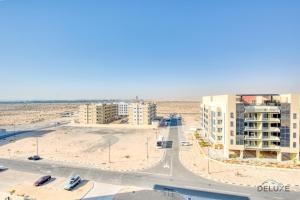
xmin=146 ymin=137 xmax=149 ymax=161
xmin=13 ymin=119 xmax=15 ymax=134
xmin=108 ymin=140 xmax=111 ymax=163
xmin=36 ymin=137 xmax=39 ymax=156
xmin=207 ymin=146 xmax=210 ymax=174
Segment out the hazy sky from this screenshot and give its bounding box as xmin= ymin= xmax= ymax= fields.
xmin=0 ymin=0 xmax=300 ymax=100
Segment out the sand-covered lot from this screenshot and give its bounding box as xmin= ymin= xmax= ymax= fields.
xmin=0 ymin=103 xmax=78 ymax=126
xmin=0 ymin=126 xmax=167 ymax=171
xmin=0 ymin=101 xmax=198 ymax=171
xmin=156 ymin=101 xmax=200 ymax=127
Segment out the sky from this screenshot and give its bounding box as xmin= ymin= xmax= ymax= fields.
xmin=0 ymin=0 xmax=300 ymax=101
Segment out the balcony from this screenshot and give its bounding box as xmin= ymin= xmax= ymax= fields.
xmin=244 ymin=127 xmax=260 ymax=131
xmin=244 ymin=106 xmax=280 ymax=113
xmin=245 ymin=144 xmax=281 ymax=151
xmin=245 ymin=145 xmax=260 ymax=150
xmin=244 ymin=135 xmax=261 ymax=140
xmin=262 ymin=136 xmax=280 ymax=141
xmin=262 ymin=127 xmax=280 ymax=132
xmin=245 ymin=117 xmax=280 ymax=123
xmin=262 ymin=118 xmax=280 ymax=123
xmin=244 ymin=117 xmax=259 ymax=122
xmin=261 ymin=145 xmax=280 ymax=151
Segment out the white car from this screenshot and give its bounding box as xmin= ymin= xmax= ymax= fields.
xmin=0 ymin=165 xmax=8 ymax=171
xmin=64 ymin=175 xmax=81 ymax=190
xmin=180 ymin=141 xmax=192 ymax=146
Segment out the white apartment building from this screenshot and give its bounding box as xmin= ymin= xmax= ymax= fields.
xmin=200 ymin=94 xmax=300 ymax=162
xmin=116 ymin=102 xmax=128 ymax=116
xmin=128 ymin=102 xmax=157 ymax=125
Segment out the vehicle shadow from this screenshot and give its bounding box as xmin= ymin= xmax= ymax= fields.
xmin=72 ymin=179 xmax=89 ymax=191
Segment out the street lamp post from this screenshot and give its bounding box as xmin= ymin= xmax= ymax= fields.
xmin=36 ymin=137 xmax=39 ymax=156
xmin=108 ymin=140 xmax=111 ymax=163
xmin=146 ymin=137 xmax=149 ymax=161
xmin=207 ymin=146 xmax=210 ymax=174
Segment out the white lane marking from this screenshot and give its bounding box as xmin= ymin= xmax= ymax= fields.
xmin=164 ymin=162 xmax=170 ymax=169
xmin=133 ymin=171 xmax=171 ymax=177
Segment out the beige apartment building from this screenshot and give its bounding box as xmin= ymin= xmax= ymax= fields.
xmin=79 ymin=103 xmax=118 ymax=124
xmin=200 ymin=94 xmax=300 ymax=162
xmin=128 ymin=102 xmax=157 ymax=125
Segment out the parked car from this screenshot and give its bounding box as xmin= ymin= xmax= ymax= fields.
xmin=28 ymin=155 xmax=41 ymax=161
xmin=64 ymin=175 xmax=81 ymax=190
xmin=180 ymin=141 xmax=192 ymax=146
xmin=0 ymin=165 xmax=7 ymax=171
xmin=34 ymin=175 xmax=51 ymax=186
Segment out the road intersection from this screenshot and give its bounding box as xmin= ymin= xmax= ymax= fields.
xmin=0 ymin=118 xmax=297 ymax=199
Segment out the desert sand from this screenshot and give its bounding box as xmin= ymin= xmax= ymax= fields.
xmin=0 ymin=101 xmax=199 ymax=172
xmin=0 ymin=103 xmax=78 ymax=126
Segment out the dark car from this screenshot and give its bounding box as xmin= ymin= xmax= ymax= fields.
xmin=34 ymin=175 xmax=51 ymax=186
xmin=28 ymin=155 xmax=41 ymax=161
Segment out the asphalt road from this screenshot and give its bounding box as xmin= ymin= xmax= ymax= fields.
xmin=0 ymin=118 xmax=297 ymax=200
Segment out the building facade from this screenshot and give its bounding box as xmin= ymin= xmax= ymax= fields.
xmin=128 ymin=102 xmax=157 ymax=125
xmin=79 ymin=103 xmax=118 ymax=124
xmin=116 ymin=102 xmax=128 ymax=116
xmin=200 ymin=94 xmax=300 ymax=162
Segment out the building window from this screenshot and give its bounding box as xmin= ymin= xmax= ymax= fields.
xmin=293 ymin=142 xmax=297 ymax=148
xmin=293 ymin=123 xmax=297 ymax=129
xmin=218 ymin=136 xmax=222 ymax=141
xmin=230 ymin=112 xmax=234 ymax=118
xmin=217 ymin=120 xmax=222 ymax=125
xmin=293 ymin=113 xmax=297 ymax=119
xmin=230 ymin=130 xmax=234 ymax=136
xmin=230 ymin=121 xmax=234 ymax=127
xmin=218 ymin=128 xmax=222 ymax=133
xmin=230 ymin=139 xmax=234 ymax=145
xmin=293 ymin=132 xmax=297 ymax=138
xmin=217 ymin=112 xmax=222 ymax=117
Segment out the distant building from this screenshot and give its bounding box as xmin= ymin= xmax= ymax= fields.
xmin=128 ymin=102 xmax=157 ymax=125
xmin=116 ymin=102 xmax=128 ymax=116
xmin=200 ymin=94 xmax=300 ymax=162
xmin=79 ymin=103 xmax=117 ymax=124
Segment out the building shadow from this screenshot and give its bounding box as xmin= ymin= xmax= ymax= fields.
xmin=153 ymin=184 xmax=250 ymax=200
xmin=82 ymin=184 xmax=250 ymax=200
xmin=0 ymin=130 xmax=54 ymax=147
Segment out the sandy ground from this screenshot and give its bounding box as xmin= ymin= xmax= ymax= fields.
xmin=156 ymin=101 xmax=199 ymax=116
xmin=0 ymin=101 xmax=197 ymax=172
xmin=0 ymin=126 xmax=167 ymax=171
xmin=0 ymin=103 xmax=78 ymax=126
xmin=0 ymin=170 xmax=93 ymax=200
xmin=156 ymin=101 xmax=200 ymax=127
xmin=0 ymin=169 xmax=184 ymax=200
xmin=179 ymin=125 xmax=300 ymax=190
